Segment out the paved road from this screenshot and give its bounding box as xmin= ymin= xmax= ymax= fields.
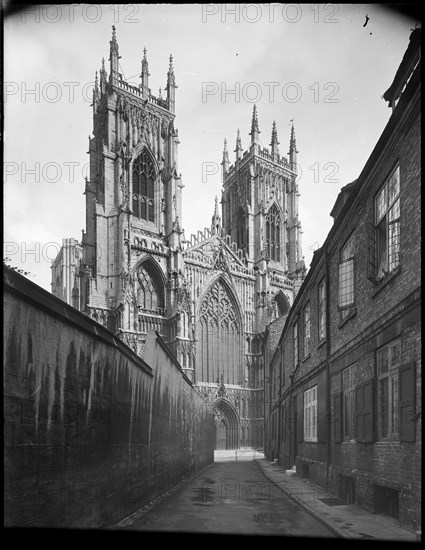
xmin=112 ymin=460 xmax=335 ymax=537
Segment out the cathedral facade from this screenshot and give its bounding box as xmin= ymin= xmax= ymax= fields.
xmin=53 ymin=28 xmax=305 ymax=450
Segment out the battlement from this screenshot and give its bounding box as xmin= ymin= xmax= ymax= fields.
xmin=257 ymin=146 xmax=289 ymax=167
xmin=116 ymin=73 xmax=169 ymax=110
xmin=225 ymin=145 xmax=291 ymax=179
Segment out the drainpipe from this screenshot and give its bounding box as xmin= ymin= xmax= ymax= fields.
xmin=325 ymin=246 xmax=331 ymax=491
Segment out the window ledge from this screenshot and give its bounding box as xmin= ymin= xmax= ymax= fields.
xmin=372 ymin=266 xmax=402 ymax=297
xmin=338 ymin=307 xmax=357 ymax=328
xmin=302 ymin=353 xmax=311 ymax=363
xmin=317 ymin=339 xmax=326 ymax=350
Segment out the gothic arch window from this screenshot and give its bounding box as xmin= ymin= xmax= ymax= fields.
xmin=237 ymin=208 xmax=247 ymax=250
xmin=136 ymin=260 xmax=164 ymax=314
xmin=196 ymin=278 xmax=242 ymax=386
xmin=274 ymin=292 xmax=290 ymax=317
xmin=132 ymin=149 xmax=156 ymax=222
xmin=266 ymin=204 xmax=281 ymax=262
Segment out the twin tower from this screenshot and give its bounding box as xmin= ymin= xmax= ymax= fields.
xmin=53 ymin=27 xmax=305 ymax=450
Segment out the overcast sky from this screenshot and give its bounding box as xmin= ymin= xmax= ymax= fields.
xmin=4 ymin=4 xmax=419 ymax=292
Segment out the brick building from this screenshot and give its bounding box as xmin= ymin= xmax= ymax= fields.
xmin=265 ymin=29 xmax=421 ymax=530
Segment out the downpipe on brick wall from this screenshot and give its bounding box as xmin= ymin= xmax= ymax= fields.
xmin=325 ymin=246 xmax=331 ymax=492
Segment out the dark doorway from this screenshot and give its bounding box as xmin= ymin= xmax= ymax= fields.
xmin=290 ymin=400 xmax=297 ymax=468
xmin=339 ymin=476 xmax=356 ymax=504
xmin=213 ymin=398 xmax=239 ymax=450
xmin=374 ymin=485 xmax=399 ymax=520
xmin=216 ymin=419 xmax=227 ymax=449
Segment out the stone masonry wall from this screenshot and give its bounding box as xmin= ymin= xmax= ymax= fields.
xmin=4 ymin=268 xmax=215 ymax=528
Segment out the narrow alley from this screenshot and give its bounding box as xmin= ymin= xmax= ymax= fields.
xmin=110 ymin=451 xmax=334 ymax=537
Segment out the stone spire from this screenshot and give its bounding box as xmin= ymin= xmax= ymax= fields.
xmin=249 ymin=104 xmax=260 ymax=146
xmin=211 ymin=196 xmax=221 ymax=230
xmin=221 ymin=138 xmax=230 ymax=178
xmin=141 ymin=48 xmax=150 ymax=84
xmin=270 ymin=121 xmax=280 ymax=159
xmin=93 ymin=71 xmax=100 ymax=112
xmin=140 ymin=47 xmax=150 ymax=99
xmin=109 ymin=25 xmax=119 ymax=86
xmin=288 ymin=121 xmax=298 ymax=171
xmin=167 ymin=54 xmax=176 ymax=86
xmin=99 ymin=57 xmax=107 ymax=94
xmin=234 ymin=128 xmax=243 ymax=160
xmin=167 ymin=54 xmax=177 ymax=113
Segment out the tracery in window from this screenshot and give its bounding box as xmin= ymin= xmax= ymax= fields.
xmin=236 ymin=208 xmax=248 ymax=250
xmin=197 ymin=279 xmax=242 ymax=385
xmin=266 ymin=204 xmax=281 ymax=262
xmin=136 ymin=262 xmax=164 ymax=314
xmin=132 ymin=149 xmax=156 ymax=222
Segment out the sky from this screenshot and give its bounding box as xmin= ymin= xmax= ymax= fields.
xmin=3 ymin=3 xmax=420 ymax=292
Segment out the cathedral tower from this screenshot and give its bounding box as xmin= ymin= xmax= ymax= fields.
xmin=78 ymin=27 xmax=185 ymax=357
xmin=54 ymin=31 xmax=306 ymax=451
xmin=221 ymin=106 xmax=304 ymax=332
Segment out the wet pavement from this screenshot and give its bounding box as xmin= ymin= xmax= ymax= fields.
xmin=110 ymin=455 xmax=334 ymax=537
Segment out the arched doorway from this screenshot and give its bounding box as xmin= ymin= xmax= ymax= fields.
xmin=213 ymin=397 xmax=239 ymax=450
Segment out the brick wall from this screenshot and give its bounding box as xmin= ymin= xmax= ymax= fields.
xmin=266 ymin=42 xmax=421 ymax=531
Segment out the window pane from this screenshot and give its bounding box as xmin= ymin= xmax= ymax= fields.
xmin=141 ymin=173 xmax=147 ymax=197
xmin=338 ymin=259 xmax=354 ymax=307
xmin=341 ymin=234 xmax=355 ymax=260
xmin=148 ymin=177 xmax=154 ymax=199
xmin=388 ymin=220 xmax=400 ymax=271
xmin=390 ymin=375 xmax=398 ymax=434
xmin=376 ymin=219 xmax=388 ymax=277
xmin=379 ymin=378 xmax=389 ymax=438
xmin=388 ymin=198 xmax=400 ymax=222
xmin=378 ymin=347 xmax=389 ymax=374
xmin=132 ymin=195 xmax=139 ymax=217
xmin=148 ymin=200 xmax=155 ymax=222
xmin=387 ymin=167 xmax=400 ymax=206
xmin=375 ymin=186 xmax=387 ymax=224
xmin=390 ymin=341 xmax=401 ymax=368
xmin=133 ymin=176 xmax=140 ymax=196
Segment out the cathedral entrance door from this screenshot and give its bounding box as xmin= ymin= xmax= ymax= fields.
xmin=216 ymin=419 xmax=227 ymax=449
xmin=212 ymin=397 xmax=239 ymax=450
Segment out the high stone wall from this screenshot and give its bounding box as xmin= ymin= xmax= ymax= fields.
xmin=4 ymin=267 xmax=215 ymax=528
